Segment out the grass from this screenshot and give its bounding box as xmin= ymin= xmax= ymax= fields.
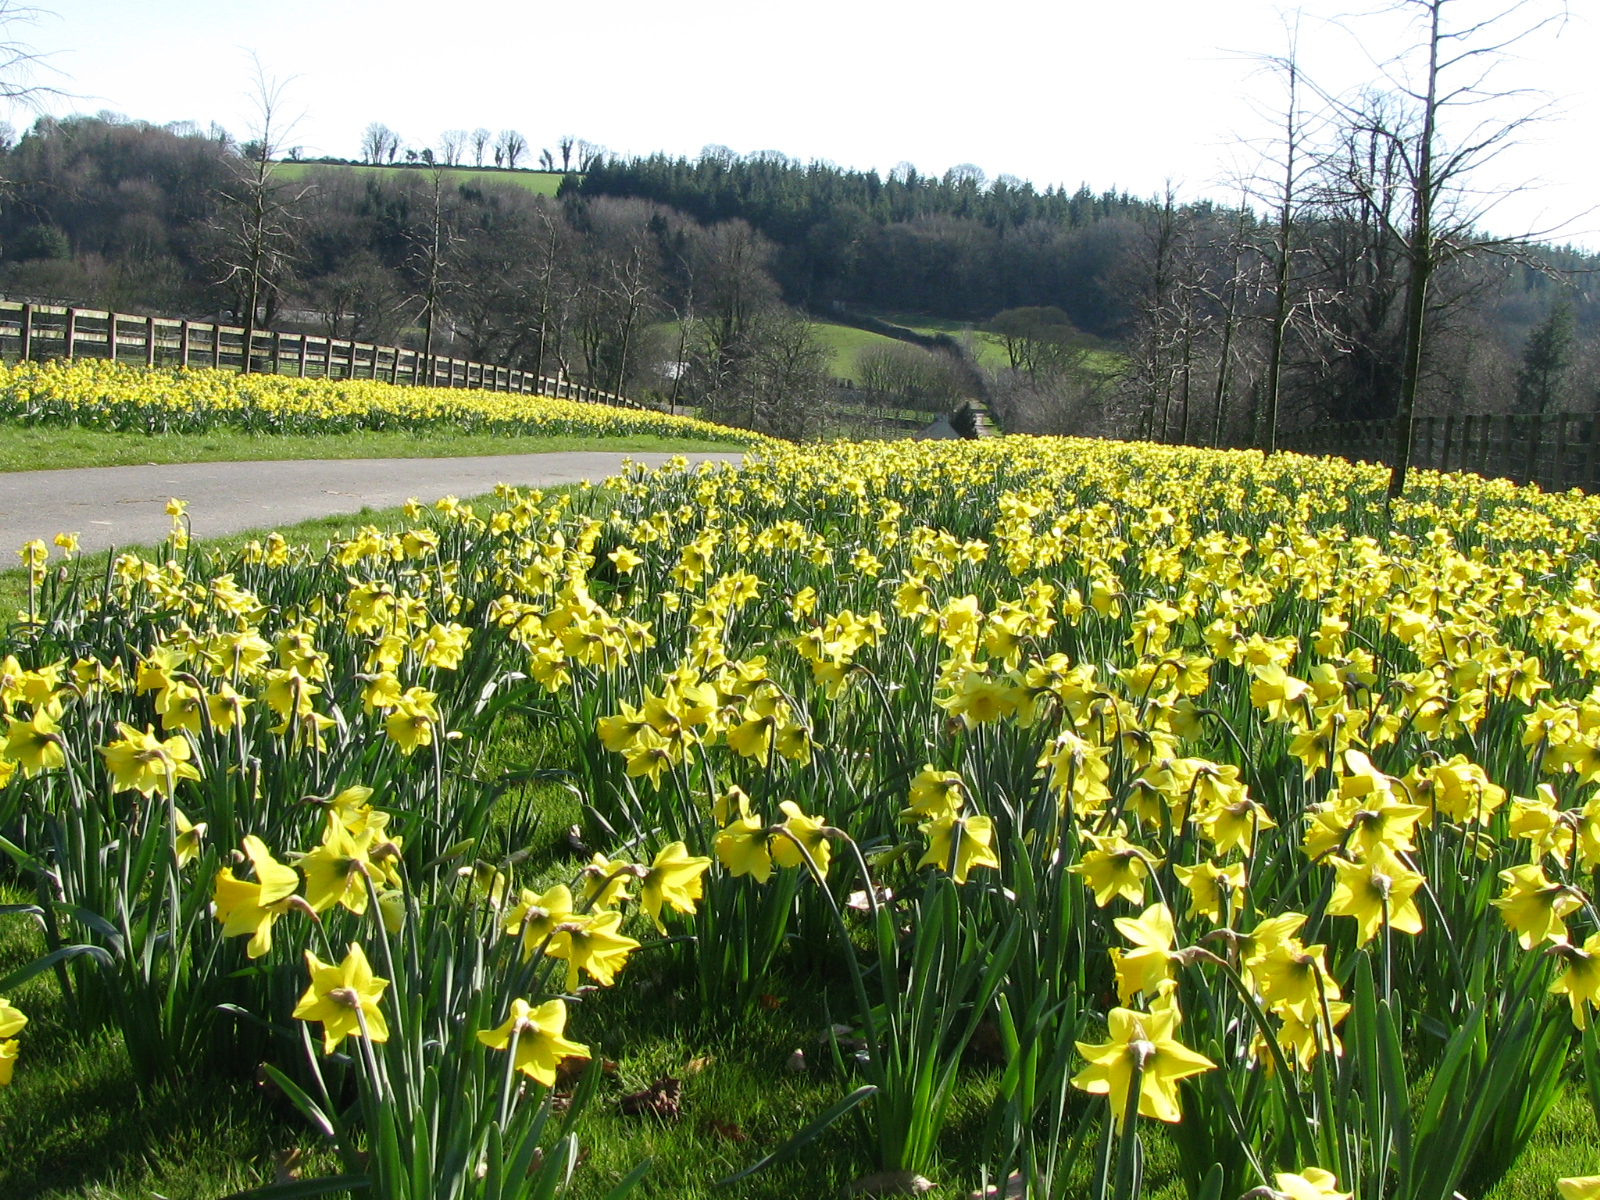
xmin=805 ymin=320 xmax=908 ymax=381
xmin=274 ymin=161 xmax=566 ymax=196
xmin=8 ymin=725 xmax=1595 ymax=1200
xmin=0 ymin=422 xmax=750 ymax=473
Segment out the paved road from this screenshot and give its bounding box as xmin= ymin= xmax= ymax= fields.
xmin=0 ymin=451 xmax=744 ymax=554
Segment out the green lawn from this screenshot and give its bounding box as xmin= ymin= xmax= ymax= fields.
xmin=275 ymin=161 xmax=567 ymax=196
xmin=0 ymin=423 xmax=748 ymax=473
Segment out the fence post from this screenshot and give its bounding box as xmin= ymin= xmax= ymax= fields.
xmin=180 ymin=320 xmax=191 ymax=368
xmin=107 ymin=312 xmax=118 ymax=362
xmin=1524 ymin=414 xmax=1543 ymax=486
xmin=1556 ymin=414 xmax=1571 ymax=491
xmin=1587 ymin=416 xmax=1599 ymax=493
xmin=1441 ymin=414 xmax=1455 ymax=472
xmin=19 ymin=302 xmax=33 ymax=361
xmin=146 ymin=316 xmax=157 ymax=367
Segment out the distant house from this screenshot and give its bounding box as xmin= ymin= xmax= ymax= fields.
xmin=915 ymin=415 xmax=962 ymax=440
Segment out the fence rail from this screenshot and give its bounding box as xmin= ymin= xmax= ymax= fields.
xmin=1279 ymin=412 xmax=1600 ymax=494
xmin=0 ymin=299 xmax=640 ymax=409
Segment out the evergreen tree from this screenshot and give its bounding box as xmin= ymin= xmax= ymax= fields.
xmin=1516 ymin=302 xmax=1573 ymax=415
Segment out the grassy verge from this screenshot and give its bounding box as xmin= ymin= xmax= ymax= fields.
xmin=0 ymin=423 xmax=750 ymax=473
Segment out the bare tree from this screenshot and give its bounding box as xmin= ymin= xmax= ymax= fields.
xmin=360 ymin=122 xmax=400 ymax=166
xmin=558 ymin=135 xmax=576 ymax=171
xmin=1120 ymin=186 xmax=1188 ymax=441
xmin=1239 ymin=19 xmax=1322 ymax=453
xmin=437 ymin=129 xmax=467 ymax=166
xmin=855 ymin=342 xmax=970 ymax=410
xmin=470 ymin=127 xmax=491 ymax=168
xmin=1324 ymin=0 xmax=1567 ymax=499
xmin=0 ymin=2 xmax=62 ymax=110
xmin=404 ymin=161 xmax=460 ymax=377
xmin=213 ymin=58 xmax=310 ymax=372
xmin=494 ymin=129 xmax=528 ymax=170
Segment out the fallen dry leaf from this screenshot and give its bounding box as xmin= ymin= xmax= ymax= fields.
xmin=682 ymin=1055 xmax=714 ymax=1075
xmin=619 ymin=1076 xmax=683 ymax=1119
xmin=554 ymin=1054 xmax=616 ymax=1088
xmin=702 ymin=1117 xmax=747 ymax=1143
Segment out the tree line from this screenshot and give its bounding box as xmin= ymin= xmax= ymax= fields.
xmin=0 ymin=111 xmax=840 ymax=438
xmin=1 ymin=0 xmax=1595 ymax=457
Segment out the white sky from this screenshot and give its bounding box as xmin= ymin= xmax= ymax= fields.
xmin=20 ymin=0 xmax=1600 ymax=248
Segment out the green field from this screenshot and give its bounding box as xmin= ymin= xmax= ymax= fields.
xmin=864 ymin=312 xmax=1126 ymax=376
xmin=806 ymin=320 xmax=908 ymax=380
xmin=275 ymin=161 xmax=567 ymax=196
xmin=871 ymin=312 xmax=1012 ymax=370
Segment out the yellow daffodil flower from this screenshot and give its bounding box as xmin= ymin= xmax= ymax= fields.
xmin=292 ymin=943 xmax=390 ymax=1053
xmin=1275 ymin=1168 xmax=1351 ymax=1200
xmin=715 ymin=813 xmax=774 ymax=883
xmin=4 ymin=709 xmax=65 ymax=776
xmin=1071 ymin=1003 xmax=1214 ymax=1127
xmin=638 ymin=841 xmax=711 ymax=932
xmin=771 ymin=801 xmax=831 ymax=878
xmin=1551 ymin=931 xmax=1600 ymax=1029
xmin=1492 ymin=863 xmax=1583 ymax=949
xmin=503 ymin=884 xmax=574 ymax=961
xmin=100 ymin=723 xmax=201 ymax=796
xmin=214 ymin=835 xmax=302 ymax=958
xmin=476 ymin=997 xmax=590 ymax=1086
xmin=917 ymin=812 xmax=1001 ymax=884
xmin=1110 ymin=902 xmax=1176 ymax=1004
xmin=547 ymin=910 xmax=641 ymax=990
xmin=1324 ymin=845 xmax=1425 ymax=945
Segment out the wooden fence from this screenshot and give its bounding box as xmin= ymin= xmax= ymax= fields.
xmin=1279 ymin=412 xmax=1600 ymax=493
xmin=0 ymin=298 xmax=641 ymax=409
